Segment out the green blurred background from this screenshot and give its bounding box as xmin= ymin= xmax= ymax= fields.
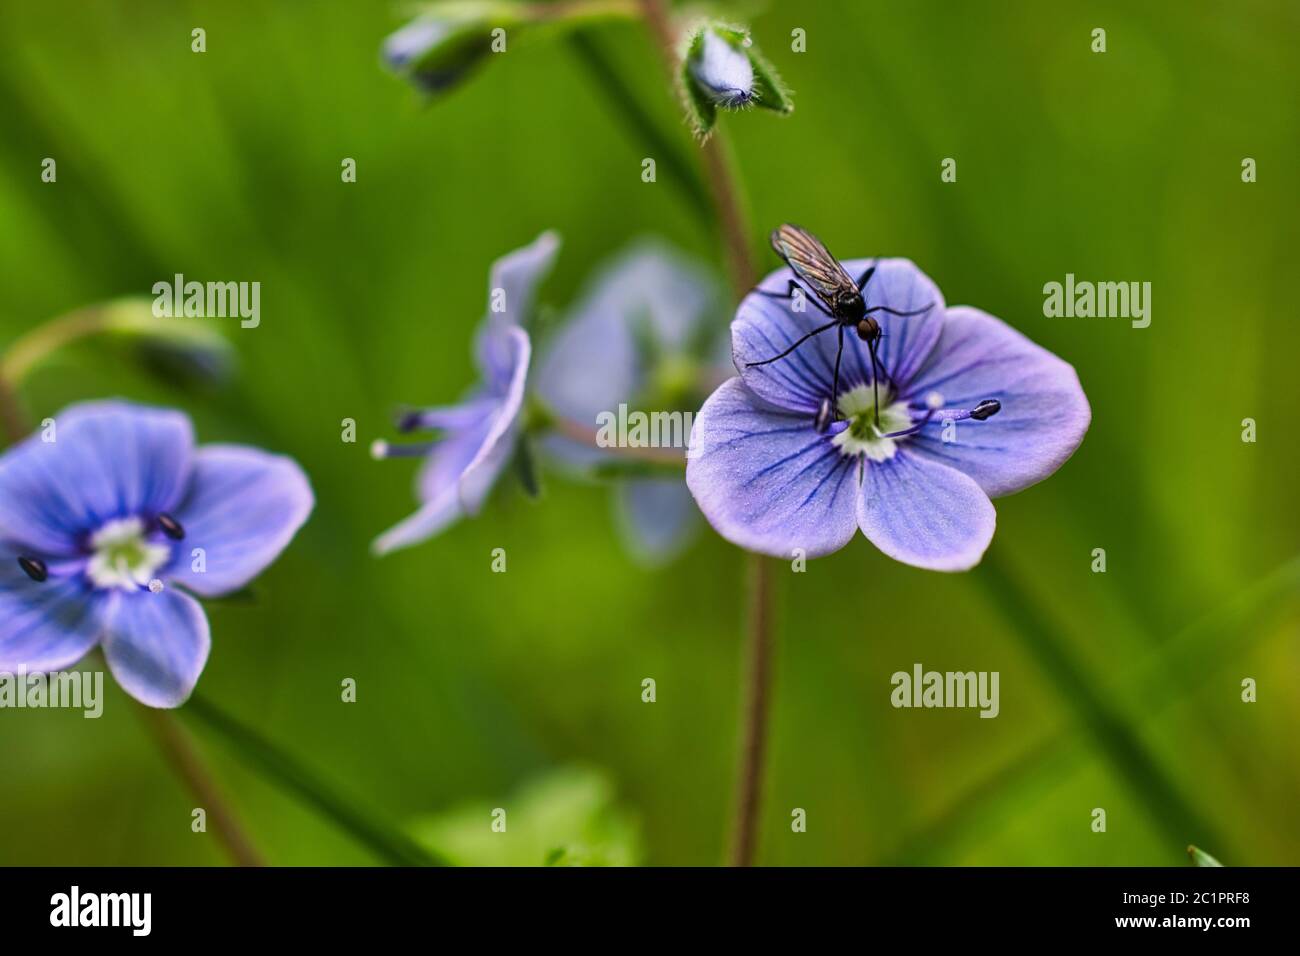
xmin=0 ymin=0 xmax=1296 ymax=866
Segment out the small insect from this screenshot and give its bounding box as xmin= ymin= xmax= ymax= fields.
xmin=746 ymin=224 xmax=935 ymax=432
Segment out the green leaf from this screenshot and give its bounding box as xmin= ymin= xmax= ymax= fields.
xmin=386 ymin=1 xmax=639 ymax=100
xmin=410 ymin=766 xmax=643 ymax=866
xmin=679 ymin=29 xmax=718 ymax=138
xmin=748 ymin=43 xmax=794 ymax=114
xmin=1187 ymin=845 xmax=1224 ymax=867
xmin=183 ymin=694 xmax=448 ymax=866
xmin=975 ymin=553 xmax=1225 ymax=854
xmin=513 ymin=434 xmax=543 ymax=498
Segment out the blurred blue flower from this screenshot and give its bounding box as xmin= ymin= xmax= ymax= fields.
xmin=372 ymin=231 xmax=560 ymax=555
xmin=535 ymin=241 xmax=725 ymax=564
xmin=0 ymin=400 xmax=314 ymax=707
xmin=687 ymin=257 xmax=1090 ymax=571
xmin=381 ymin=13 xmax=493 ymax=95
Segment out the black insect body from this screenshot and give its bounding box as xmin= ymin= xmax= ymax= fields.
xmin=747 ymin=224 xmax=935 ymax=432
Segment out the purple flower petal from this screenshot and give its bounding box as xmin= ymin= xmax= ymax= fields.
xmin=617 ymin=479 xmax=698 ymax=564
xmin=732 ymin=258 xmax=945 ymax=413
xmin=373 ymin=421 xmax=489 ymax=556
xmin=402 ymin=397 xmax=498 ymax=432
xmin=166 ymin=445 xmax=314 ymax=597
xmin=903 ymin=306 xmax=1091 ymax=497
xmin=475 ymin=231 xmax=559 ymax=389
xmin=372 ymin=486 xmax=463 ymax=557
xmin=100 ymin=587 xmax=210 ymax=708
xmin=0 ymin=552 xmax=102 ymax=672
xmin=857 ymin=451 xmax=996 ymax=571
xmin=0 ymin=400 xmax=193 ymax=555
xmin=459 ymin=326 xmax=528 ymax=515
xmin=686 ymin=378 xmax=859 ymax=558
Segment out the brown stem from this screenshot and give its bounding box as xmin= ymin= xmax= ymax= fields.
xmin=638 ymin=0 xmax=758 ymax=295
xmin=729 ymin=552 xmax=774 ymax=866
xmin=133 ymin=701 xmax=266 ymax=866
xmin=638 ymin=0 xmax=775 ymax=866
xmin=0 ymin=377 xmax=27 ymax=447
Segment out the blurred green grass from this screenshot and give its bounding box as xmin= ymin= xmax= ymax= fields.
xmin=0 ymin=0 xmax=1296 ymax=865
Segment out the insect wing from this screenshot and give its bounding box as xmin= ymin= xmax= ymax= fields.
xmin=770 ymin=224 xmax=856 ymax=304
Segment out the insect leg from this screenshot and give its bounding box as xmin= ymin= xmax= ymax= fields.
xmin=743 ymin=319 xmax=838 ymax=367
xmin=753 ymin=279 xmax=833 ymax=318
xmin=863 ymin=302 xmax=934 ymax=318
xmin=855 ymin=263 xmax=877 ymax=292
xmin=869 ymin=339 xmax=884 ymax=428
xmin=831 ymin=324 xmax=845 ymax=413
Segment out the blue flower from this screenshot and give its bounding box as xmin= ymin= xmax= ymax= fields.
xmin=0 ymin=400 xmax=313 ymax=707
xmin=372 ymin=231 xmax=560 ymax=555
xmin=535 ymin=241 xmax=725 ymax=564
xmin=686 ymin=257 xmax=1090 ymax=571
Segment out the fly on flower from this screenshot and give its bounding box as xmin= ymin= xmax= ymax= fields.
xmin=748 ymin=224 xmax=949 ymax=434
xmin=688 ymin=253 xmax=1091 ymax=571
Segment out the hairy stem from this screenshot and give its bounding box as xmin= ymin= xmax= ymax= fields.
xmin=637 ymin=0 xmax=773 ymax=867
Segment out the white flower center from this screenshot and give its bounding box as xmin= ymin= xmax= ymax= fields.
xmin=830 ymin=384 xmax=913 ymax=462
xmin=86 ymin=517 xmax=170 ymax=592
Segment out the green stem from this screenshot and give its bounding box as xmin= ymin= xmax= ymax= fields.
xmin=183 ymin=694 xmax=448 ymax=867
xmin=975 ymin=550 xmax=1224 ymax=854
xmin=566 ymin=30 xmax=712 ymax=225
xmin=889 ymin=552 xmax=1300 ymax=864
xmin=0 ymin=306 xmax=108 ymax=387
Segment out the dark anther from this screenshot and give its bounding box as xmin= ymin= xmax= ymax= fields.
xmin=814 ymin=397 xmax=834 ymax=434
xmin=970 ymin=399 xmax=1002 ymax=421
xmin=18 ymin=556 xmax=48 ymax=583
xmin=395 ymin=408 xmax=424 ymax=433
xmin=158 ymin=513 xmax=186 ymax=540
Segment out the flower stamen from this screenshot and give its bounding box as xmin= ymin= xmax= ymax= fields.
xmin=17 ymin=556 xmax=47 ymax=583
xmin=370 ymin=439 xmax=437 ymax=460
xmin=157 ymin=512 xmax=186 ymax=540
xmin=85 ymin=517 xmax=171 ymax=592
